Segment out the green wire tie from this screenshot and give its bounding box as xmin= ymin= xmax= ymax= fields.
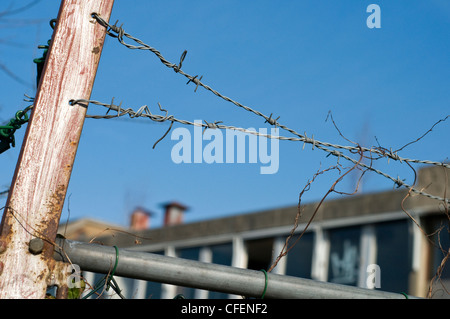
xmin=33 ymin=19 xmax=56 ymax=86
xmin=0 ymin=108 xmax=31 ymax=155
xmin=83 ymin=246 xmax=124 ymax=299
xmin=260 ymin=269 xmax=268 ymax=299
xmin=33 ymin=41 xmax=50 ymax=86
xmin=400 ymin=292 xmax=409 ymax=299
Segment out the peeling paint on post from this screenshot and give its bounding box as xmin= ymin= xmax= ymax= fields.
xmin=0 ymin=0 xmax=114 ymax=299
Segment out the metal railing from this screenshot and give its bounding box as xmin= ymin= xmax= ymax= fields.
xmin=54 ymin=237 xmax=419 ymax=299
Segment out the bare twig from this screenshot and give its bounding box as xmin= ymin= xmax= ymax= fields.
xmin=395 ymin=115 xmax=450 ymax=153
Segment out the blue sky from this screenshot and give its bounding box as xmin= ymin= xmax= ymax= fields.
xmin=0 ymin=1 xmax=449 ymax=229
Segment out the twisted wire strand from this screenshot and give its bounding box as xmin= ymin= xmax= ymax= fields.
xmin=91 ymin=13 xmax=450 ymax=171
xmin=71 ymin=98 xmax=449 ymax=204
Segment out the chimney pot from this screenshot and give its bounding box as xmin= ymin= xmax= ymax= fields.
xmin=130 ymin=207 xmax=152 ymax=231
xmin=162 ymin=202 xmax=188 ymax=226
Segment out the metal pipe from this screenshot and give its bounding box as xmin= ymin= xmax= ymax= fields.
xmin=54 ymin=238 xmax=418 ymax=299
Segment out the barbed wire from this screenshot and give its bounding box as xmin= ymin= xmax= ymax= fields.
xmin=71 ymin=98 xmax=289 ymax=140
xmin=70 ymin=98 xmax=449 ymax=204
xmin=91 ymin=13 xmax=450 ymax=171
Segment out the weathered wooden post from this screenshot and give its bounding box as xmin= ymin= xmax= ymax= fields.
xmin=0 ymin=0 xmax=114 ymax=299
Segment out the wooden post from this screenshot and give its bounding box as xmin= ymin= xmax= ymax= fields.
xmin=0 ymin=0 xmax=114 ymax=299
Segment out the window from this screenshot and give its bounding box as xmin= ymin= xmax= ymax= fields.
xmin=374 ymin=219 xmax=412 ymax=293
xmin=328 ymin=226 xmax=361 ymax=286
xmin=246 ymin=238 xmax=274 ymax=271
xmin=211 ymin=243 xmax=233 ymax=266
xmin=284 ymin=232 xmax=314 ymax=279
xmin=145 ymin=280 xmax=162 ymax=299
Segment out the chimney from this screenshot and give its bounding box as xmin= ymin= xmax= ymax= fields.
xmin=162 ymin=202 xmax=188 ymax=226
xmin=130 ymin=207 xmax=152 ymax=231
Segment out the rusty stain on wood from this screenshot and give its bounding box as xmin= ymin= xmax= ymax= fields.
xmin=0 ymin=241 xmax=6 ymax=254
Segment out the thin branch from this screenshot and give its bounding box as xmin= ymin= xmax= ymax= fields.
xmin=395 ymin=115 xmax=450 ymax=153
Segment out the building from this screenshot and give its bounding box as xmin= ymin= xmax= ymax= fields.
xmin=65 ymin=166 xmax=450 ymax=299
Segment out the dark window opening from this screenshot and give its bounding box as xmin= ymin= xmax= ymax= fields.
xmin=246 ymin=238 xmax=274 ymax=271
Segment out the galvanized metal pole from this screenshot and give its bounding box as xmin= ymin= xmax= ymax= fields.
xmin=0 ymin=0 xmax=114 ymax=299
xmin=54 ymin=238 xmax=419 ymax=299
